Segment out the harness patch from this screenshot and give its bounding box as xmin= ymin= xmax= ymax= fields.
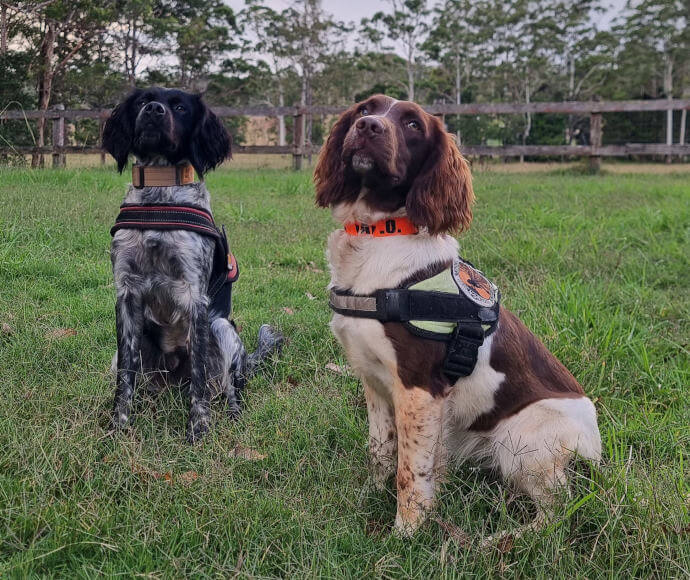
xmin=452 ymin=258 xmax=498 ymax=308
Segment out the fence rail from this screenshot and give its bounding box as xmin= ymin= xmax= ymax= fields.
xmin=1 ymin=99 xmax=689 ymax=171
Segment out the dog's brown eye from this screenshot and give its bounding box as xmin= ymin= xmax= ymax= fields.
xmin=407 ymin=120 xmax=420 ymax=130
xmin=360 ymin=108 xmax=369 ymax=116
xmin=175 ymin=104 xmax=185 ymax=112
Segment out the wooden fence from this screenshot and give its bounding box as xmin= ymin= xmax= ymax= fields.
xmin=1 ymin=99 xmax=689 ymax=172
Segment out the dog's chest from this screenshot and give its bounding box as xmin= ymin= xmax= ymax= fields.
xmin=330 ymin=314 xmax=398 ymax=400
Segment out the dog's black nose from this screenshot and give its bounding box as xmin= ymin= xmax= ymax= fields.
xmin=143 ymin=101 xmax=166 ymax=116
xmin=355 ymin=116 xmax=384 ymax=137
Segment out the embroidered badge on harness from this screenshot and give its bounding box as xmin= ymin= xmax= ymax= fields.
xmin=451 ymin=257 xmax=498 ymax=308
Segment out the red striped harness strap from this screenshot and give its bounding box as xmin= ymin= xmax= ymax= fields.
xmin=110 ymin=203 xmax=238 ymax=319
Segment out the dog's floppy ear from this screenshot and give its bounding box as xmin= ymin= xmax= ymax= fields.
xmin=314 ymin=105 xmax=360 ymax=207
xmin=406 ymin=117 xmax=474 ymax=235
xmin=189 ymin=97 xmax=231 ymax=177
xmin=102 ymin=90 xmax=140 ymax=173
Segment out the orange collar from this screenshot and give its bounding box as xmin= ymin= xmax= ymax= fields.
xmin=344 ymin=216 xmax=419 ymax=237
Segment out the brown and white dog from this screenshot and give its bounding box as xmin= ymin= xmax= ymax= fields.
xmin=314 ymin=94 xmax=601 ymax=538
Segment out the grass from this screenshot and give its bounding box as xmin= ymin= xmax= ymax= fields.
xmin=0 ymin=165 xmax=688 ymax=578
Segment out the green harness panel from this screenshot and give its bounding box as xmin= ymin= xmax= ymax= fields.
xmin=406 ymin=258 xmax=499 ymax=338
xmin=408 ymin=268 xmax=463 ymax=335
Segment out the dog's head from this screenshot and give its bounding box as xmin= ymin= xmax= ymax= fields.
xmin=102 ymin=87 xmax=231 ymax=177
xmin=314 ymin=94 xmax=474 ymax=235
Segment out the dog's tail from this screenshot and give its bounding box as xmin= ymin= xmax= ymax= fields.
xmin=245 ymin=324 xmax=284 ymax=378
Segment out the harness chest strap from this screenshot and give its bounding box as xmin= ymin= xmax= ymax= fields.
xmin=329 ymin=257 xmax=500 ymax=380
xmin=110 ymin=203 xmax=239 ymax=319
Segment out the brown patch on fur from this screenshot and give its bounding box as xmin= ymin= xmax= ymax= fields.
xmin=469 ymin=309 xmax=585 ymax=431
xmin=405 ymin=117 xmax=474 ymax=235
xmin=384 ymin=322 xmax=450 ymax=397
xmin=383 ymin=260 xmax=453 ymax=397
xmin=314 ymin=105 xmax=361 ymax=207
xmin=314 ymin=104 xmax=361 ymax=208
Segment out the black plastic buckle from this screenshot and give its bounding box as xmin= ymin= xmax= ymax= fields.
xmin=443 ymin=323 xmax=485 ymax=380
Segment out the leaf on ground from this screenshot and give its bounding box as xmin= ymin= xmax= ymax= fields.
xmin=231 ymin=445 xmax=267 ymax=461
xmin=306 ymin=261 xmax=324 ymax=273
xmin=1 ymin=322 xmax=13 ymax=335
xmin=281 ymin=307 xmax=294 ymax=315
xmin=305 ymin=292 xmax=316 ymax=300
xmin=496 ymin=533 xmax=515 ymax=553
xmin=46 ymin=328 xmax=77 ymax=340
xmin=177 ymin=471 xmax=199 ymax=486
xmin=325 ymin=362 xmax=349 ymax=375
xmin=433 ymin=517 xmax=471 ymax=548
xmin=286 ymin=376 xmax=299 ymax=386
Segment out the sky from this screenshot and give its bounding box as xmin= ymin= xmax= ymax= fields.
xmin=225 ymin=0 xmax=631 ymax=64
xmin=227 ymin=0 xmax=630 ymax=28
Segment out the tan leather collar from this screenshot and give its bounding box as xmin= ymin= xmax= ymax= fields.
xmin=132 ymin=164 xmax=195 ymax=188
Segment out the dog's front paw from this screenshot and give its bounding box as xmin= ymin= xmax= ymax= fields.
xmin=393 ymin=513 xmax=424 ymax=539
xmin=393 ymin=505 xmax=429 ymax=538
xmin=227 ymin=401 xmax=241 ymax=421
xmin=186 ymin=416 xmax=210 ymax=444
xmin=112 ymin=409 xmax=131 ymax=430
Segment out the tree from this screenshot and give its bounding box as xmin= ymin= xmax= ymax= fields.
xmin=10 ymin=1 xmax=114 ymax=167
xmin=240 ymin=2 xmax=295 ymax=145
xmin=110 ymin=0 xmax=164 ymax=87
xmin=618 ymin=1 xmax=689 ymax=156
xmin=361 ymin=0 xmax=430 ymax=100
xmin=157 ymin=0 xmax=238 ymax=91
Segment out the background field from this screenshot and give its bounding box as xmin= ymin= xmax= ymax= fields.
xmin=0 ymin=166 xmax=688 ymax=577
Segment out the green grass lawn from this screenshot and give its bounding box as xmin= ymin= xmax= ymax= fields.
xmin=0 ymin=166 xmax=688 ymax=578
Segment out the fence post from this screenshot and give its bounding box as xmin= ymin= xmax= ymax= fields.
xmin=292 ymin=106 xmax=304 ymax=171
xmin=589 ymin=112 xmax=602 ymax=174
xmin=99 ymin=113 xmax=107 ymax=166
xmin=51 ymin=104 xmax=66 ymax=168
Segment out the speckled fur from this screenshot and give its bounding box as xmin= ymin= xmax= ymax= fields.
xmin=110 ymin=181 xmax=248 ymax=441
xmin=104 ymin=87 xmax=282 ymax=443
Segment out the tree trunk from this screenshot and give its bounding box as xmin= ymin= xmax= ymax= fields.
xmin=664 ymin=54 xmax=673 ymax=164
xmin=1 ymin=4 xmax=7 ymax=55
xmin=407 ymin=60 xmax=414 ymax=101
xmin=277 ymin=83 xmax=286 ymax=147
xmin=127 ymin=15 xmax=138 ymax=87
xmin=520 ymin=71 xmax=531 ymax=163
xmin=33 ymin=20 xmax=56 ymax=169
xmin=455 ymin=50 xmax=461 ymax=144
xmin=566 ymin=54 xmax=575 ymax=145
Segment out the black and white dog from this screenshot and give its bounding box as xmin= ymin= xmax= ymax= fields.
xmin=103 ymin=87 xmax=282 ymax=442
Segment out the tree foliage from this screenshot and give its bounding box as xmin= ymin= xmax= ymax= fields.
xmin=0 ymin=0 xmax=688 ymax=152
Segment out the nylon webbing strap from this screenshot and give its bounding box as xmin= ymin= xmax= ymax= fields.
xmin=329 ymin=288 xmax=497 ymax=324
xmin=443 ymin=323 xmax=485 ymax=379
xmin=110 ymin=204 xmax=238 ymax=320
xmin=111 ymin=204 xmax=220 ymax=238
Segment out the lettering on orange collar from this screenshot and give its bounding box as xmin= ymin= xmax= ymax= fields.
xmin=344 ymin=217 xmax=419 ymax=237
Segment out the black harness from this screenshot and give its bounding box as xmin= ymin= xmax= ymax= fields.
xmin=111 ymin=203 xmax=239 ymax=319
xmin=329 ymin=257 xmax=500 ymax=380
